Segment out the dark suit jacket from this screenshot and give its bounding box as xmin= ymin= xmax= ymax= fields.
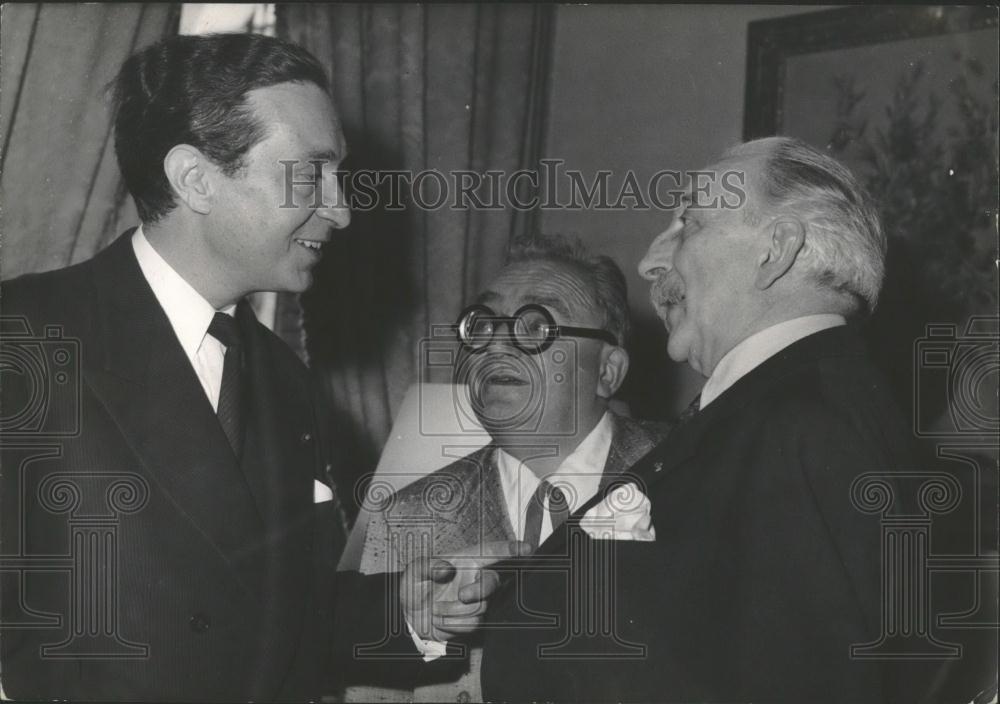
xmin=478 ymin=326 xmax=959 ymax=703
xmin=0 ymin=232 xmax=349 ymax=702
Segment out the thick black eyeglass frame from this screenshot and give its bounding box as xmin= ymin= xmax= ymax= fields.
xmin=454 ymin=303 xmax=618 ymax=354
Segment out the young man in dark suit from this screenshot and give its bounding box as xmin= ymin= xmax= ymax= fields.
xmin=0 ymin=34 xmax=508 ymax=702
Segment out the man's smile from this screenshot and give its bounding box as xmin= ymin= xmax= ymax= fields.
xmin=294 ymin=237 xmax=328 ymax=256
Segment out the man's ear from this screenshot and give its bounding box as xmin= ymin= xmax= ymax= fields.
xmin=596 ymin=346 xmax=630 ymax=399
xmin=755 ymin=218 xmax=806 ymax=290
xmin=163 ymin=145 xmax=214 ymax=215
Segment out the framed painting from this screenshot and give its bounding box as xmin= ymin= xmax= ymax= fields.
xmin=746 ymin=4 xmax=998 ymax=444
xmin=744 ymin=6 xmax=997 ymax=143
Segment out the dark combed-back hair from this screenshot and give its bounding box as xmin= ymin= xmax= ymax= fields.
xmin=111 ymin=33 xmax=330 ymax=223
xmin=506 ymin=234 xmax=631 ymax=346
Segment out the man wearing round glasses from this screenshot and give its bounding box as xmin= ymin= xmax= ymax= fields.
xmin=454 ymin=289 xmax=622 ymax=468
xmin=356 ymin=235 xmax=668 ymax=702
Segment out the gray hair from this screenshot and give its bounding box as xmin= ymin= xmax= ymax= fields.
xmin=506 ymin=234 xmax=630 ymax=346
xmin=726 ymin=136 xmax=885 ymax=316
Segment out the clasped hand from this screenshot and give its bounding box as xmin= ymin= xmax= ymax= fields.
xmin=400 ymin=540 xmax=529 ymax=643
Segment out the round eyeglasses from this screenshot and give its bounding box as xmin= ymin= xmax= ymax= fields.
xmin=455 ymin=304 xmax=618 ymax=354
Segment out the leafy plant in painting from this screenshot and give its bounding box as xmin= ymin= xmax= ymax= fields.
xmin=829 ymin=52 xmax=998 ymax=314
xmin=828 ymin=52 xmax=998 ymax=421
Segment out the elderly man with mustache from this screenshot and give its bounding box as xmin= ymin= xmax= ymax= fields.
xmin=626 ymin=136 xmax=905 ymax=701
xmin=471 ymin=137 xmax=969 ymax=703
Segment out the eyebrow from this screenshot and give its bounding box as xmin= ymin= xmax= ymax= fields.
xmin=520 ymin=294 xmax=571 ymax=319
xmin=473 ymin=291 xmax=572 ymax=320
xmin=475 ymin=291 xmax=500 ymax=306
xmin=298 ymin=149 xmax=345 ymax=164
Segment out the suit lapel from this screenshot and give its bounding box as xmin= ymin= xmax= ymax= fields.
xmin=630 ymin=325 xmax=869 ymax=496
xmin=433 ymin=447 xmax=515 ymax=556
xmin=238 ymin=301 xmax=314 ymax=533
xmin=236 ymin=302 xmax=316 ymax=695
xmin=569 ymin=326 xmax=871 ymax=518
xmin=518 ymin=330 xmax=870 ymax=574
xmin=82 ymin=234 xmax=266 ymax=596
xmin=534 ymin=414 xmax=666 ymax=557
xmin=599 ymin=414 xmax=668 ymax=490
xmin=479 ymin=449 xmax=517 ymax=542
xmin=240 ymin=302 xmax=315 ymax=580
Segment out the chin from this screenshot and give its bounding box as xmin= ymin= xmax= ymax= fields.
xmin=482 ymin=426 xmax=538 ymax=445
xmin=476 ymin=406 xmax=547 ymax=438
xmin=282 ymin=271 xmax=315 ymax=294
xmin=666 ymin=338 xmax=691 ymax=365
xmin=477 ymin=410 xmax=534 ymax=434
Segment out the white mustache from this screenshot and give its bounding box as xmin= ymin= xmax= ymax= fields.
xmin=650 ymin=272 xmax=685 ymax=310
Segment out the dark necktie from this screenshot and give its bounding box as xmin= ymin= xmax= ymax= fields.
xmin=676 ymin=393 xmax=702 ymax=425
xmin=523 ymin=480 xmax=570 ymax=551
xmin=207 ymin=312 xmax=245 ymax=458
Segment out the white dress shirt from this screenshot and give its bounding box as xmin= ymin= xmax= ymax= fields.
xmin=699 ymin=314 xmax=846 ymax=409
xmin=131 ymin=226 xmax=236 ymax=410
xmin=496 ymin=411 xmax=613 ymax=544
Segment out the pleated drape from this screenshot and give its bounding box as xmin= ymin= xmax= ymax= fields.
xmin=277 ymin=4 xmax=555 ymax=500
xmin=0 ymin=3 xmax=179 ymax=279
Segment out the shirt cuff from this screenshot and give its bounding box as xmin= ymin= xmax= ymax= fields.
xmin=404 ymin=618 xmax=448 ymax=662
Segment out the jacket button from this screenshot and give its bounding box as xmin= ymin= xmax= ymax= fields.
xmin=300 ymin=432 xmax=313 ymax=444
xmin=189 ymin=613 xmax=211 ymax=633
xmin=456 ymin=692 xmax=471 ymax=703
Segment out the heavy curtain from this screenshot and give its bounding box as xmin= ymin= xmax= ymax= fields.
xmin=0 ymin=3 xmax=179 ymax=279
xmin=277 ymin=4 xmax=555 ymax=501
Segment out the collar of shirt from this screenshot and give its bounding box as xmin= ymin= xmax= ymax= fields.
xmin=496 ymin=411 xmax=614 ymax=539
xmin=699 ymin=314 xmax=846 ymax=409
xmin=131 ymin=225 xmax=236 ymax=361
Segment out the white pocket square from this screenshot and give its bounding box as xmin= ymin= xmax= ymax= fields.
xmin=579 ymin=483 xmax=656 ymax=541
xmin=313 ymin=479 xmax=334 ymax=504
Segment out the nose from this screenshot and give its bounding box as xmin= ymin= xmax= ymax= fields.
xmin=316 ymin=174 xmax=351 ymax=229
xmin=485 ymin=320 xmax=520 ymax=353
xmin=638 ymin=226 xmax=677 ymax=281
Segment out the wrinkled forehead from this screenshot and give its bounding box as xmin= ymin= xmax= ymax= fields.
xmin=475 ymin=260 xmax=601 ymax=326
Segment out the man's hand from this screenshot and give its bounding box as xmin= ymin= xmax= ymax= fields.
xmin=400 ymin=540 xmax=528 ymax=643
